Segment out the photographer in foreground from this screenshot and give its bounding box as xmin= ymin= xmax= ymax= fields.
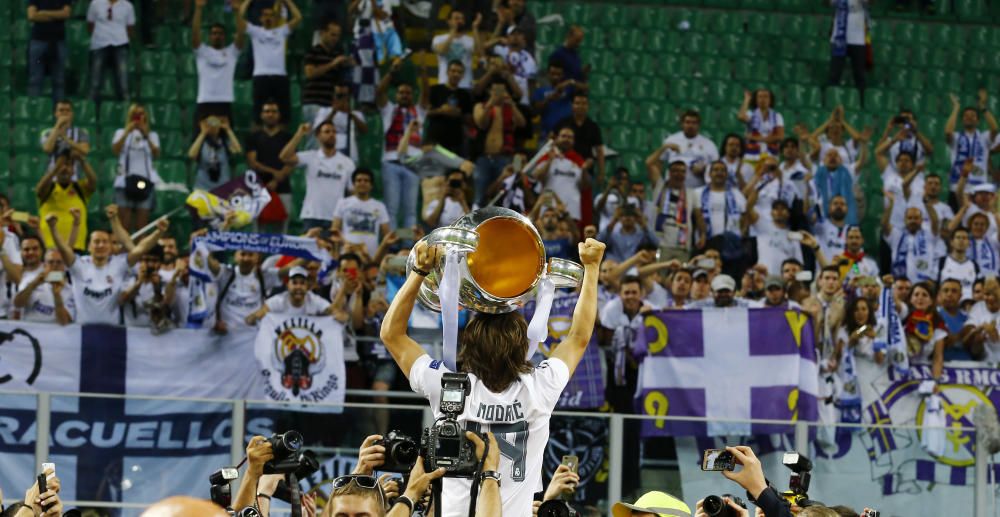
xmin=231 ymin=435 xmax=274 ymax=513
xmin=379 ymin=239 xmax=604 ymax=517
xmin=705 ymin=446 xmax=792 ymax=517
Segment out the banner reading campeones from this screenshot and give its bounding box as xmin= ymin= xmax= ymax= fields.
xmin=633 ymin=308 xmax=820 ymax=437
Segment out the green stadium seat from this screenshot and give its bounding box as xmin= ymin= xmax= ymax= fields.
xmin=682 ymin=33 xmax=706 ymax=55
xmin=158 ymin=159 xmax=189 ymax=185
xmin=586 ymin=4 xmax=624 ymax=27
xmin=234 ymin=80 xmax=252 ymax=108
xmin=670 ymin=10 xmax=704 ymax=32
xmin=637 ymin=101 xmax=666 ymax=127
xmin=66 ymin=21 xmax=88 ymax=49
xmin=10 ymin=182 xmax=36 ymax=211
xmin=718 ymin=34 xmax=743 ymax=57
xmin=13 ymin=155 xmax=44 ymax=184
xmin=644 ymin=32 xmax=671 ymax=54
xmin=158 ymin=131 xmax=187 ymax=160
xmin=607 ymin=28 xmax=642 ymax=51
xmin=634 ymin=7 xmax=670 ymax=30
xmin=13 ymin=96 xmax=51 ymax=122
xmin=178 ymin=52 xmax=197 ymax=77
xmin=694 ymin=57 xmax=727 ymax=80
xmin=631 ymin=77 xmax=662 ymax=100
xmin=924 ymin=69 xmax=951 ymax=93
xmin=11 ymin=19 xmax=29 ymax=43
xmin=590 ymin=74 xmax=626 ymax=99
xmin=12 ymin=126 xmax=44 ymax=152
xmin=99 ymin=101 xmax=130 ymax=125
xmin=561 ymin=3 xmax=592 ymax=25
xmin=618 ymin=53 xmax=643 ymax=76
xmin=662 ymin=55 xmax=692 ymax=78
xmin=956 ymin=0 xmax=989 ymax=21
xmin=608 ymin=125 xmax=641 ymax=153
xmin=596 ymin=99 xmax=626 ymax=125
xmin=150 ymin=103 xmax=183 ymax=130
xmin=139 ymin=51 xmax=178 ymax=77
xmin=791 ymin=16 xmax=822 ymax=39
xmin=139 ymin=76 xmax=179 ymax=103
xmin=0 ymin=123 xmax=11 ymax=149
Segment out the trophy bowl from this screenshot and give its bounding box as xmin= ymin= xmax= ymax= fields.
xmin=407 ymin=206 xmax=584 ymax=313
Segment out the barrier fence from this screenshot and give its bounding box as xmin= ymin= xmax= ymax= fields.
xmin=0 ymin=389 xmax=991 ymax=516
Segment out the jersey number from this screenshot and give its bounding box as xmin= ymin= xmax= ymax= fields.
xmin=466 ymin=421 xmax=529 ymax=482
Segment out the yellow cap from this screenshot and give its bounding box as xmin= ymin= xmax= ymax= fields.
xmin=611 ymin=491 xmax=692 ymax=517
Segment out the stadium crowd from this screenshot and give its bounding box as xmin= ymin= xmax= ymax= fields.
xmin=3 ymin=0 xmax=998 ymax=514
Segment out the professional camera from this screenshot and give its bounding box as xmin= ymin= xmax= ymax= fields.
xmin=781 ymin=451 xmax=816 ymax=506
xmin=419 ymin=373 xmax=480 ymax=478
xmin=537 ymin=500 xmax=578 ymax=517
xmin=209 ymin=467 xmax=239 ymax=508
xmin=263 ymin=431 xmax=317 ymax=475
xmin=701 ymin=494 xmax=746 ymax=517
xmin=377 ymin=430 xmax=420 ymax=473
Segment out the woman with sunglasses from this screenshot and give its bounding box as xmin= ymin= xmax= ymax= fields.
xmin=381 ymin=239 xmax=605 ymax=517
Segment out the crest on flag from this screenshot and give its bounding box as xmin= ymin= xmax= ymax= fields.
xmin=254 ymin=314 xmax=346 ymax=408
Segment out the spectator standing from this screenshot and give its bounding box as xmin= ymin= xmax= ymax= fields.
xmin=14 ymin=237 xmax=75 ymax=324
xmin=945 ymin=91 xmax=998 ymax=199
xmin=191 ymin=0 xmax=246 ymax=128
xmin=815 ymin=196 xmax=850 ymax=259
xmin=533 ymin=126 xmax=586 ymax=222
xmin=41 ymin=100 xmax=91 ymax=173
xmin=600 ymin=275 xmax=657 ymax=410
xmin=240 ymin=0 xmax=302 ymax=124
xmin=312 ymin=83 xmax=369 ymax=163
xmin=111 ymin=103 xmax=161 ymax=233
xmin=489 ymin=27 xmax=536 ymax=106
xmin=598 ymin=205 xmax=658 ymax=263
xmin=964 ymin=277 xmax=1000 ymax=361
xmin=432 ymin=10 xmax=481 ymax=88
xmin=746 ymin=196 xmax=816 ymax=276
xmin=473 ymin=80 xmax=525 ymax=205
xmin=200 ymin=250 xmax=280 ymax=334
xmin=779 ymin=137 xmax=813 ymax=201
xmin=555 ymin=93 xmax=604 ymax=182
xmin=46 ymin=213 xmax=166 ymax=324
xmin=874 ymin=110 xmax=933 ymax=175
xmin=494 ymin=0 xmax=537 ymax=53
xmin=36 ymin=150 xmax=97 ymax=252
xmin=647 ymin=158 xmax=694 ymax=260
xmin=245 ymin=266 xmax=348 ymax=322
xmin=86 ymin=0 xmax=135 ymax=101
xmin=659 ymin=110 xmax=719 ymax=190
xmin=719 ymin=133 xmax=753 ymax=189
xmin=332 ymin=169 xmax=391 ymax=258
xmin=302 ymin=21 xmax=354 ymax=138
xmin=548 ymin=25 xmax=586 ymax=82
xmin=692 ymin=160 xmax=748 ymax=251
xmin=531 ymin=61 xmax=576 ymax=140
xmin=0 ymin=212 xmax=24 ymax=318
xmin=423 ymin=169 xmax=471 ymax=229
xmin=919 ymin=175 xmax=953 ymax=250
xmin=689 ymin=274 xmax=754 ymax=308
xmin=814 ymin=148 xmax=860 ymax=225
xmin=737 ymin=89 xmax=784 ymax=163
xmin=957 ymin=183 xmax=998 ymax=241
xmin=902 ymin=282 xmax=946 ymax=378
xmin=966 ymin=212 xmax=999 ymax=278
xmin=188 ymin=116 xmax=242 ymax=191
xmin=119 ymin=244 xmax=170 ymax=328
xmin=743 ymin=157 xmax=799 ymax=236
xmin=279 ymin=122 xmax=355 ymax=232
xmin=424 ymin=60 xmax=473 ymax=155
xmin=809 ymin=107 xmax=866 ymax=174
xmin=27 ymin=0 xmax=71 ymax=101
xmin=883 ymin=194 xmax=940 ymax=283
xmin=937 ymin=227 xmax=978 ymax=301
xmin=376 ymin=63 xmax=424 ymax=229
xmin=596 ymin=168 xmax=630 ymax=232
xmin=937 ymin=278 xmax=971 ymax=360
xmin=827 ymin=0 xmax=869 ymax=107
xmin=838 ymin=226 xmax=879 ymax=281
xmin=246 ymin=102 xmax=294 ymax=233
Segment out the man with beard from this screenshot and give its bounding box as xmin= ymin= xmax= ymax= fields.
xmin=918 ymin=174 xmax=954 ymax=256
xmin=882 ymin=192 xmax=940 ymax=283
xmin=760 ymin=275 xmax=799 ymax=309
xmin=280 ymin=121 xmax=355 ymax=232
xmin=659 ymin=110 xmax=719 ymax=190
xmin=245 ymin=266 xmax=347 ymax=323
xmin=962 ymin=277 xmax=1000 ymax=361
xmin=13 ymin=237 xmax=74 ymax=324
xmin=247 ymin=101 xmax=294 ymax=233
xmin=939 ymin=278 xmax=971 ymax=361
xmin=835 ymin=225 xmax=879 ymax=283
xmin=647 ymin=159 xmax=694 ymax=261
xmin=535 ymin=126 xmax=587 ymax=222
xmin=598 ymin=204 xmax=658 ymax=263
xmin=815 ymin=195 xmax=850 ymax=258
xmin=689 ymin=274 xmax=754 ymax=308
xmin=535 ymin=205 xmax=574 ymax=260
xmin=157 ymin=235 xmax=179 ymax=280
xmin=937 ymin=227 xmax=979 ymax=301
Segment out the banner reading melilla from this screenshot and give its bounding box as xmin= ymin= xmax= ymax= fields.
xmin=253 ymin=313 xmax=346 ymax=410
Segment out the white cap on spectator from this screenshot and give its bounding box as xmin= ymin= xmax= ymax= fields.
xmin=971 ymin=184 xmax=996 ymax=194
xmin=711 ymin=274 xmax=736 ymax=292
xmin=288 ymin=266 xmax=309 ymax=279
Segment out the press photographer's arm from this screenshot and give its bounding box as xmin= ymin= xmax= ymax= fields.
xmin=380 ymin=242 xmax=442 ymax=379
xmin=232 ymin=436 xmax=274 ymax=512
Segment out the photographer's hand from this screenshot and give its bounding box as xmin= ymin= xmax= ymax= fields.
xmin=543 ymin=464 xmax=580 ymax=501
xmin=378 ymin=473 xmax=400 ymax=501
xmin=353 ymin=434 xmax=385 ymax=475
xmin=396 ymin=456 xmax=445 ymax=510
xmin=721 ymin=446 xmax=768 ymax=500
xmin=232 ymin=436 xmax=274 ymax=512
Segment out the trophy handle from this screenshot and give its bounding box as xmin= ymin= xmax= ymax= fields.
xmin=547 ymin=258 xmax=584 ymax=288
xmin=426 ymin=226 xmax=479 ymax=254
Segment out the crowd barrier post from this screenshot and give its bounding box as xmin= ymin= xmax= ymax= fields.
xmin=608 ymin=413 xmax=623 ymax=507
xmin=34 ymin=392 xmax=51 ymax=472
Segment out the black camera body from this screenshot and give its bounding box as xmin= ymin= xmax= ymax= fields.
xmin=420 ymin=373 xmax=480 ymax=478
xmin=209 ymin=467 xmax=239 ymax=508
xmin=420 ymin=419 xmax=480 ymax=478
xmin=263 ymin=431 xmax=316 ymax=475
xmin=537 ymin=500 xmax=578 ymax=517
xmin=377 ymin=430 xmax=420 ymax=473
xmin=702 ymin=494 xmax=746 ymax=517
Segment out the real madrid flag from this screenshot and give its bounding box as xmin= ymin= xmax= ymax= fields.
xmin=253 ymin=313 xmax=347 ymax=412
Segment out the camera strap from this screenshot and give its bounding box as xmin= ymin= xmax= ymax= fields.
xmin=465 ymin=436 xmax=490 ymax=517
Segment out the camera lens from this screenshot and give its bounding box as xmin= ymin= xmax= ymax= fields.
xmin=272 ymin=431 xmax=303 ymax=456
xmin=702 ymin=495 xmax=726 ymax=517
xmin=392 ymin=440 xmax=418 ymax=465
xmin=537 ymin=500 xmax=577 ymax=517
